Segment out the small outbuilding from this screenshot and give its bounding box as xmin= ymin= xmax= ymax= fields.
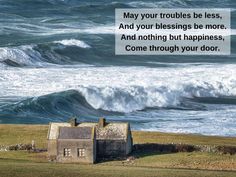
xmin=47 ymin=118 xmax=133 ymax=163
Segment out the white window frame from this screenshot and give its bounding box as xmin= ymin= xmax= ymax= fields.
xmin=78 ymin=148 xmax=85 ymax=157
xmin=64 ymin=148 xmax=71 ymax=157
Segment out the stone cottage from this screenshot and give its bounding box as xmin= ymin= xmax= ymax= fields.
xmin=47 ymin=118 xmax=133 ymax=163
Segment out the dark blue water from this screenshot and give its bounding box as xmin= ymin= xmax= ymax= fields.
xmin=0 ymin=0 xmax=236 ymax=136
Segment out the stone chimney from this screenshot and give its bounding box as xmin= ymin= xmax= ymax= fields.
xmin=98 ymin=117 xmax=106 ymax=128
xmin=68 ymin=118 xmax=77 ymax=127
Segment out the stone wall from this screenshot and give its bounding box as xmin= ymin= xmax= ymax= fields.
xmin=97 ymin=140 xmax=126 ymax=158
xmin=126 ymin=131 xmax=133 ymax=155
xmin=57 ymin=139 xmax=96 ymax=163
xmin=48 ymin=140 xmax=57 ymax=160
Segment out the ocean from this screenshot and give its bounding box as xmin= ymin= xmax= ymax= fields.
xmin=0 ymin=0 xmax=236 ymax=136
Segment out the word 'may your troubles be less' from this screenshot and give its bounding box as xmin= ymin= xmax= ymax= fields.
xmin=123 ymin=12 xmax=222 ymax=20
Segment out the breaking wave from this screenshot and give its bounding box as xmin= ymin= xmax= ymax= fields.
xmin=0 ymin=45 xmax=50 ymax=67
xmin=53 ymin=39 xmax=91 ymax=48
xmin=1 ymin=83 xmax=236 ymax=119
xmin=1 ymin=64 xmax=236 ymax=113
xmin=0 ymin=90 xmax=117 ymax=122
xmin=0 ymin=42 xmax=92 ymax=67
xmin=0 ymin=0 xmax=236 ymax=135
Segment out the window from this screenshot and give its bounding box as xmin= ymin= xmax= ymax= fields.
xmin=64 ymin=148 xmax=71 ymax=157
xmin=78 ymin=148 xmax=85 ymax=157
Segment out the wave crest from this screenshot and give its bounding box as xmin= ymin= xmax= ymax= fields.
xmin=1 ymin=65 xmax=236 ymax=112
xmin=53 ymin=39 xmax=91 ymax=48
xmin=0 ymin=41 xmax=92 ymax=67
xmin=0 ymin=45 xmax=47 ymax=67
xmin=0 ymin=90 xmax=116 ymax=121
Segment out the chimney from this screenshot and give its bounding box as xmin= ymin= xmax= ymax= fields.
xmin=98 ymin=117 xmax=106 ymax=128
xmin=68 ymin=118 xmax=77 ymax=127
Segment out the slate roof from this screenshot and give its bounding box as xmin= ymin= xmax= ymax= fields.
xmin=58 ymin=127 xmax=93 ymax=139
xmin=48 ymin=121 xmax=129 ymax=140
xmin=96 ymin=123 xmax=127 ymax=140
xmin=47 ymin=123 xmax=71 ymax=140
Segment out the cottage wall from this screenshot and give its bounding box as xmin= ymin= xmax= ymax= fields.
xmin=126 ymin=125 xmax=133 ymax=155
xmin=47 ymin=140 xmax=57 ymax=160
xmin=97 ymin=140 xmax=126 ymax=158
xmin=126 ymin=131 xmax=133 ymax=155
xmin=47 ymin=120 xmax=133 ymax=163
xmin=57 ymin=139 xmax=96 ymax=163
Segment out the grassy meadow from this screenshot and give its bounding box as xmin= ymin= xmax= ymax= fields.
xmin=0 ymin=124 xmax=235 ymax=177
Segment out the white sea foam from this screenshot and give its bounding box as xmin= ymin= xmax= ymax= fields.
xmin=135 ymin=106 xmax=236 ymax=136
xmin=128 ymin=0 xmax=188 ymax=8
xmin=2 ymin=22 xmax=235 ymax=36
xmin=53 ymin=39 xmax=91 ymax=48
xmin=40 ymin=25 xmax=236 ymax=36
xmin=0 ymin=45 xmax=47 ymax=67
xmin=36 ymin=26 xmax=114 ymax=36
xmin=0 ymin=64 xmax=236 ymax=112
xmin=0 ymin=44 xmax=94 ymax=68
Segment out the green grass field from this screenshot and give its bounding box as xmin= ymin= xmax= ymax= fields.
xmin=0 ymin=124 xmax=236 ymax=177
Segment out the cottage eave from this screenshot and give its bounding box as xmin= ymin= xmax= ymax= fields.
xmin=57 ymin=139 xmax=94 ymax=141
xmin=96 ymin=138 xmax=127 ymax=141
